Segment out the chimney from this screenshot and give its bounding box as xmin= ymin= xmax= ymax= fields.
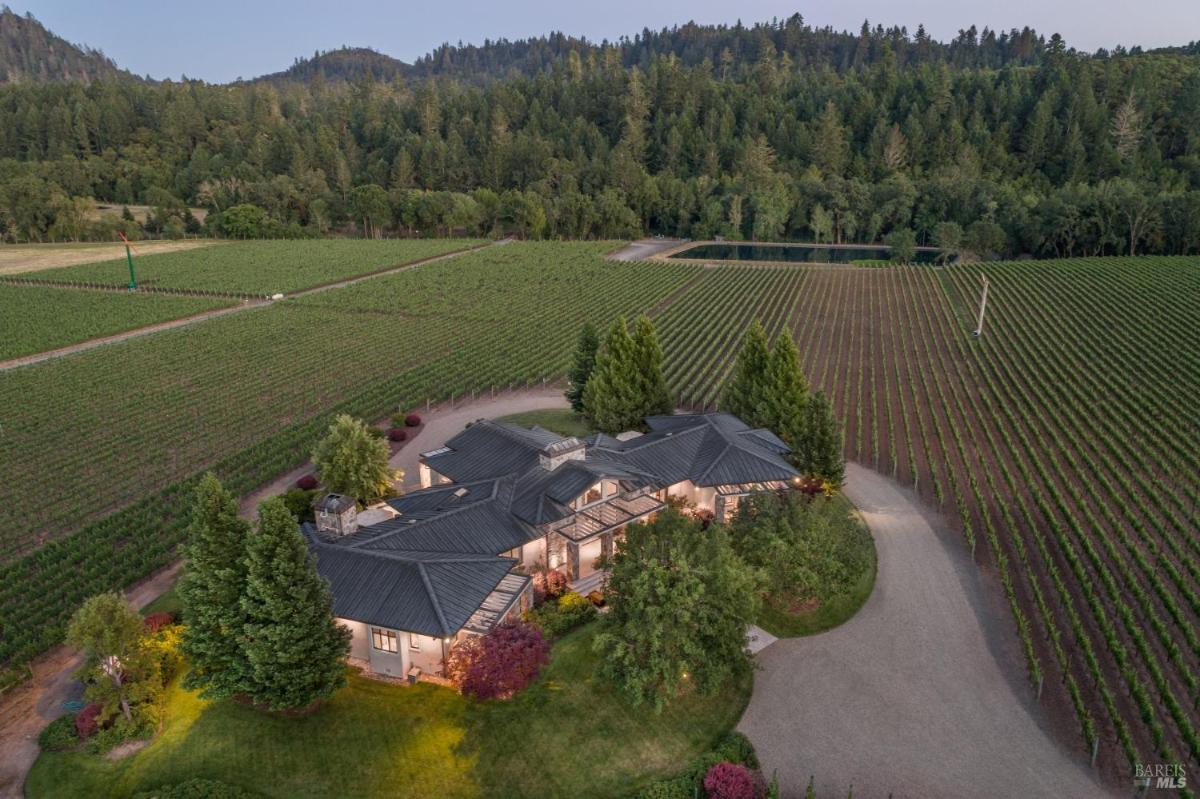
xmin=314 ymin=493 xmax=358 ymax=535
xmin=538 ymin=437 xmax=585 ymax=471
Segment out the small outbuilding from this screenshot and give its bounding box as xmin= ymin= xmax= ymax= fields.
xmin=314 ymin=493 xmax=358 ymax=536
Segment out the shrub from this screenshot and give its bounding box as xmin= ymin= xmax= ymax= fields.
xmin=143 ymin=612 xmax=175 ymax=633
xmin=387 ymin=427 xmax=407 ymax=442
xmin=366 ymin=426 xmax=386 ymax=439
xmin=295 ymin=474 xmax=319 ymax=491
xmin=703 ymin=762 xmax=763 ymax=799
xmin=445 ymin=622 xmax=550 ymax=700
xmin=712 ymin=732 xmax=759 ymax=769
xmin=75 ymin=702 xmax=102 ymax=739
xmin=38 ymin=714 xmax=79 ymax=751
xmin=531 ymin=568 xmax=569 ymax=603
xmin=634 ymin=779 xmax=694 ymax=799
xmin=134 ymin=778 xmax=262 ymax=798
xmin=281 ymin=487 xmax=318 ymax=523
xmin=523 ymin=591 xmax=597 ymax=638
xmin=404 ymin=412 xmax=422 ymax=427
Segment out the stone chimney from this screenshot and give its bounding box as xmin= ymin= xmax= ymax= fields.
xmin=313 ymin=493 xmax=358 ymax=535
xmin=538 ymin=437 xmax=585 ymax=471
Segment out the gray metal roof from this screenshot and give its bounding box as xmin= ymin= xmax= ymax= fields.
xmin=304 ymin=525 xmax=517 ymax=637
xmin=314 ymin=493 xmax=355 ymax=513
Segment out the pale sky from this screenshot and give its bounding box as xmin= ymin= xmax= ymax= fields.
xmin=15 ymin=0 xmax=1199 ymax=83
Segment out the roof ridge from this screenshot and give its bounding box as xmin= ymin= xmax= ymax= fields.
xmin=416 ymin=562 xmax=452 ymax=636
xmin=597 ymin=422 xmax=707 ymax=452
xmin=478 ymin=419 xmax=558 ymax=449
xmin=348 ymin=490 xmax=501 ymax=547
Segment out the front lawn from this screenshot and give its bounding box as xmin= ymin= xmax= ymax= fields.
xmin=27 ymin=625 xmax=750 ymax=799
xmin=495 ymin=408 xmax=593 ymax=439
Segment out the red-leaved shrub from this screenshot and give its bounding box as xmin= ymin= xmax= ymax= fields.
xmin=296 ymin=474 xmax=319 ymax=491
xmin=388 ymin=427 xmax=407 ymax=442
xmin=445 ymin=622 xmax=550 ymax=700
xmin=404 ymin=413 xmax=421 ymax=427
xmin=703 ymin=762 xmax=763 ymax=799
xmin=75 ymin=703 xmax=103 ymax=739
xmin=531 ymin=569 xmax=569 ymax=603
xmin=143 ymin=611 xmax=175 ymax=632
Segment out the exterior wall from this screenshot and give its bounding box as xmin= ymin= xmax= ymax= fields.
xmin=405 ymin=631 xmax=446 ymax=675
xmin=418 ymin=463 xmax=432 ymax=489
xmin=521 ymin=536 xmax=547 ymax=572
xmin=341 ymin=618 xmax=370 ymax=661
xmin=578 ymin=538 xmax=604 ymax=578
xmin=666 ymin=480 xmax=716 ymax=513
xmin=365 ymin=625 xmax=410 ymax=678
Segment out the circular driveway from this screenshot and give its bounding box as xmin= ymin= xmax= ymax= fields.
xmin=738 ymin=462 xmax=1117 ymax=799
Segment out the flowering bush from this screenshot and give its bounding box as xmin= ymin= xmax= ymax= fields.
xmin=295 ymin=474 xmax=319 ymax=491
xmin=404 ymin=413 xmax=422 ymax=427
xmin=142 ymin=612 xmax=175 ymax=633
xmin=445 ymin=622 xmax=550 ymax=700
xmin=702 ymin=762 xmax=763 ymax=799
xmin=75 ymin=702 xmax=103 ymax=739
xmin=522 ymin=591 xmax=597 ymax=638
xmin=387 ymin=427 xmax=407 ymax=442
xmin=531 ymin=568 xmax=569 ymax=603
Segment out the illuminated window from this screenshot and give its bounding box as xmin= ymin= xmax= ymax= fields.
xmin=603 ymin=480 xmax=620 ymax=498
xmin=583 ymin=484 xmax=602 ymax=505
xmin=371 ymin=627 xmax=398 ymax=653
xmin=409 ymin=633 xmax=421 ymax=651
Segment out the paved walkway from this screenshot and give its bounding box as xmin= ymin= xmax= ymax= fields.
xmin=606 ymin=238 xmax=684 ymax=261
xmin=738 ymin=463 xmax=1117 ymax=799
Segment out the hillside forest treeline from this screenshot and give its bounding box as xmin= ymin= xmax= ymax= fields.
xmin=1 ymin=13 xmax=1200 ymax=256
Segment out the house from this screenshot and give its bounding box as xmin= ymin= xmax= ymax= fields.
xmin=304 ymin=412 xmax=800 ymax=681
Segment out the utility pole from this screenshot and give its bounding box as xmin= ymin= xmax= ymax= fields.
xmin=118 ymin=232 xmax=137 ymax=291
xmin=973 ymin=275 xmax=990 ymax=337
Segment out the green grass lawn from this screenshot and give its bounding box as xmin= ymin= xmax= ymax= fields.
xmin=495 ymin=408 xmax=593 ymax=438
xmin=140 ymin=585 xmax=181 ymax=617
xmin=754 ymin=495 xmax=878 ymax=638
xmin=27 ymin=625 xmax=749 ymax=799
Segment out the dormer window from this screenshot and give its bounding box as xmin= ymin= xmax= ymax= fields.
xmin=583 ymin=485 xmax=602 ymax=505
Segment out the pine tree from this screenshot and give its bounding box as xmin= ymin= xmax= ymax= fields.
xmin=179 ymin=473 xmax=253 ymax=700
xmin=793 ymin=390 xmax=845 ymax=486
xmin=762 ymin=329 xmax=808 ymax=446
xmin=583 ymin=316 xmax=642 ymax=434
xmin=630 ymin=315 xmax=672 ymax=416
xmin=565 ymin=321 xmax=599 ymax=413
xmin=721 ymin=319 xmax=771 ymax=426
xmin=240 ymin=499 xmax=351 ymax=711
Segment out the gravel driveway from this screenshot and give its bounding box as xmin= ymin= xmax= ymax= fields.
xmin=738 ymin=462 xmax=1117 ymax=799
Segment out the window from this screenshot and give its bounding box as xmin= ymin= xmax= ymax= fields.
xmin=603 ymin=480 xmax=620 ymax=498
xmin=371 ymin=627 xmax=398 ymax=653
xmin=578 ymin=484 xmax=601 ymax=507
xmin=409 ymin=633 xmax=421 ymax=651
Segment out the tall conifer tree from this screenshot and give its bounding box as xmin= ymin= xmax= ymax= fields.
xmin=566 ymin=321 xmax=599 ymax=413
xmin=631 ymin=315 xmax=673 ymax=416
xmin=583 ymin=316 xmax=642 ymax=434
xmin=762 ymin=329 xmax=809 ymax=446
xmin=793 ymin=390 xmax=845 ymax=486
xmin=240 ymin=499 xmax=350 ymax=711
xmin=179 ymin=473 xmax=253 ymax=700
xmin=721 ymin=319 xmax=771 ymax=427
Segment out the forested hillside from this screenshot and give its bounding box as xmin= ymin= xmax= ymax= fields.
xmin=0 ymin=7 xmax=129 ymax=84
xmin=1 ymin=13 xmax=1198 ymax=254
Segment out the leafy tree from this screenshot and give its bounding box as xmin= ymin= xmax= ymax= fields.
xmin=964 ymin=219 xmax=1007 ymax=258
xmin=630 ymin=315 xmax=672 ymax=416
xmin=595 ymin=508 xmax=758 ymax=709
xmin=239 ymin=498 xmax=350 ymax=711
xmin=884 ymin=227 xmax=917 ymax=263
xmin=66 ymin=593 xmax=160 ymax=729
xmin=444 ymin=622 xmax=550 ymax=700
xmin=311 ymin=414 xmax=393 ymax=502
xmin=761 ymin=329 xmax=808 ymax=447
xmin=792 ymin=390 xmax=845 ymax=487
xmin=932 ymin=221 xmax=963 ymax=262
xmin=218 ymin=204 xmax=268 ymax=239
xmin=179 ymin=473 xmax=253 ymax=700
xmin=583 ymin=317 xmax=641 ymax=434
xmin=565 ymin=321 xmax=599 ymax=413
xmin=349 ymin=184 xmax=390 ymax=238
xmin=721 ymin=319 xmax=771 ymax=426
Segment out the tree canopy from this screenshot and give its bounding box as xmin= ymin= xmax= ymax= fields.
xmin=311 ymin=414 xmax=392 ymax=502
xmin=565 ymin=321 xmax=599 ymax=414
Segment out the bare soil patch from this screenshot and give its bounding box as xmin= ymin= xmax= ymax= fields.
xmin=0 ymin=241 xmax=213 ymax=276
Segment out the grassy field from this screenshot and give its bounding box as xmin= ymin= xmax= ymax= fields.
xmin=26 ymin=625 xmax=749 ymax=799
xmin=0 ymin=241 xmax=211 ymax=276
xmin=18 ymin=239 xmax=482 ymax=294
xmin=0 ymin=285 xmax=234 ymax=361
xmin=2 ymin=243 xmax=1198 ymax=778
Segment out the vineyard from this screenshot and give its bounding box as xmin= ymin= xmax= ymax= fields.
xmin=0 ymin=242 xmax=1197 ymax=785
xmin=0 ymin=284 xmax=232 ymax=360
xmin=15 ymin=239 xmax=481 ymax=295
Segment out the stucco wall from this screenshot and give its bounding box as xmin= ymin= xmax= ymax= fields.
xmin=521 ymin=535 xmax=547 ymax=571
xmin=667 ymin=480 xmax=716 ymax=512
xmin=341 ymin=618 xmax=370 ymax=661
